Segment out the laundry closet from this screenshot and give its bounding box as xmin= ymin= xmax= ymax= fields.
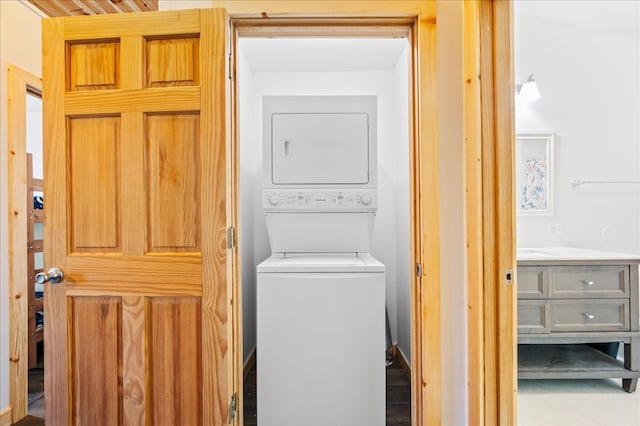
xmin=237 ymin=37 xmax=412 ymax=424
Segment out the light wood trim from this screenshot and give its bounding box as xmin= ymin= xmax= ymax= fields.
xmin=64 ymin=87 xmax=200 ymax=114
xmin=233 ymin=17 xmax=414 ymax=38
xmin=0 ymin=406 xmax=12 ymax=426
xmin=120 ymin=34 xmax=146 ymax=255
xmin=120 ymin=295 xmax=147 ymax=425
xmin=64 ymin=255 xmax=202 ymax=291
xmin=477 ymin=1 xmax=517 ymax=424
xmin=42 ymin=16 xmax=70 ymax=425
xmin=463 ymin=1 xmax=485 ymax=424
xmin=61 ymin=8 xmax=200 ymax=39
xmin=406 ymin=22 xmax=424 ymax=426
xmin=8 ymin=64 xmax=42 ymax=424
xmin=413 ymin=13 xmax=442 ymax=426
xmin=226 ymin=14 xmax=244 ymax=426
xmin=493 ymin=3 xmax=517 ymax=424
xmin=218 ymin=0 xmax=434 ymax=17
xmin=479 ymin=2 xmax=498 ymax=423
xmin=121 ymin=112 xmax=145 ymax=256
xmin=200 ymin=8 xmax=235 ymax=425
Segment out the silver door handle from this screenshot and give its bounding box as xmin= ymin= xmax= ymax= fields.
xmin=584 ymin=313 xmax=595 ymax=320
xmin=36 ymin=267 xmax=64 ymax=284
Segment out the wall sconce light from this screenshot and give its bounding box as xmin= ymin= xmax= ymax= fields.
xmin=516 ymin=74 xmax=541 ymax=105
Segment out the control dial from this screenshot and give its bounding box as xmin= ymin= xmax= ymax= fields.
xmin=360 ymin=193 xmax=372 ymax=205
xmin=269 ymin=194 xmax=280 ymax=206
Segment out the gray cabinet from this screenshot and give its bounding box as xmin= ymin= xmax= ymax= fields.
xmin=517 ymin=257 xmax=640 ymax=392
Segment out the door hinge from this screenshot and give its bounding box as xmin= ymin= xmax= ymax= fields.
xmin=228 ymin=392 xmax=237 ymax=423
xmin=416 ymin=263 xmax=423 ymax=278
xmin=227 ymin=226 xmax=236 ymax=249
xmin=227 ymin=53 xmax=234 ymax=80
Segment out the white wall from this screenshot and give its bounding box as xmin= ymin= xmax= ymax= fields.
xmin=391 ymin=47 xmax=412 ymax=365
xmin=159 ymin=0 xmax=212 ymax=10
xmin=0 ymin=0 xmax=43 ymax=412
xmin=238 ymin=49 xmax=258 ymax=364
xmin=515 ymin=1 xmax=640 ymax=255
xmin=26 ymin=100 xmax=43 ymax=179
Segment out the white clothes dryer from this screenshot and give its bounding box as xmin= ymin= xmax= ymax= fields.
xmin=256 ymin=96 xmax=385 ymax=425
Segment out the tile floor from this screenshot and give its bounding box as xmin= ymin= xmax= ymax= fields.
xmin=518 ymin=378 xmax=640 ymax=426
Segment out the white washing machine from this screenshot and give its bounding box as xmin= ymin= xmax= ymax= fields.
xmin=257 ymin=254 xmax=384 ymax=425
xmin=257 ymin=96 xmax=385 ymax=425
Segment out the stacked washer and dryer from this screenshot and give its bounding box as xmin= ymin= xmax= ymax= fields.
xmin=257 ymin=96 xmax=385 ymax=426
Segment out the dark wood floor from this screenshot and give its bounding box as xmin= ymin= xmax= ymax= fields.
xmin=243 ymin=357 xmax=411 ymax=426
xmin=18 ymin=356 xmax=410 ymax=426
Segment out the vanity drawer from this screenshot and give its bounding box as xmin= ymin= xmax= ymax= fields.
xmin=518 ymin=300 xmax=550 ymax=333
xmin=550 ymin=299 xmax=630 ymax=332
xmin=517 ymin=266 xmax=548 ymax=299
xmin=549 ymin=266 xmax=629 ymax=298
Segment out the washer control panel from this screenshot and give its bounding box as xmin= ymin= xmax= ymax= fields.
xmin=263 ymin=189 xmax=377 ymax=211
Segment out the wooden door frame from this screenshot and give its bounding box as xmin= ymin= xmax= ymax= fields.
xmin=7 ymin=64 xmax=42 ymax=424
xmin=465 ymin=1 xmax=517 ymax=424
xmin=219 ymin=1 xmax=440 ymax=424
xmin=222 ymin=1 xmax=516 ymax=425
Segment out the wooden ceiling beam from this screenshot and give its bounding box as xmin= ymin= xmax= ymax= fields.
xmin=130 ymin=0 xmax=157 ymax=13
xmin=75 ymin=0 xmax=107 ymax=15
xmin=28 ymin=1 xmax=76 ymax=17
xmin=27 ymin=0 xmax=158 ymax=17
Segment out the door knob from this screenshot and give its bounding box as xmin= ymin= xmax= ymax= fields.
xmin=35 ymin=267 xmax=64 ymax=284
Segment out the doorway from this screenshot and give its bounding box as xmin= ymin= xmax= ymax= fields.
xmin=25 ymin=92 xmax=45 ymax=419
xmin=224 ymin=8 xmax=444 ymax=423
xmin=236 ymin=37 xmax=413 ymax=424
xmin=8 ymin=65 xmax=45 ymax=423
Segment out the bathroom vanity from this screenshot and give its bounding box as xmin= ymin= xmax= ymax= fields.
xmin=517 ymin=247 xmax=640 ymax=392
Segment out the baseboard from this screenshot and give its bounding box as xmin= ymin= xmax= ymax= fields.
xmin=244 ymin=347 xmax=256 ymax=380
xmin=394 ymin=345 xmax=411 ymax=378
xmin=0 ymin=406 xmax=12 ymax=426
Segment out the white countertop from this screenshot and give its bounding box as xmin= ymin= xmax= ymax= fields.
xmin=517 ymin=246 xmax=640 ymax=262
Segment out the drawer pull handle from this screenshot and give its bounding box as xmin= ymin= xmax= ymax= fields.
xmin=583 ymin=280 xmax=595 ymax=286
xmin=584 ymin=313 xmax=595 ymax=320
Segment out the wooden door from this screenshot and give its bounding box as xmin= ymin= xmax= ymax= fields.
xmin=42 ymin=9 xmax=238 ymax=425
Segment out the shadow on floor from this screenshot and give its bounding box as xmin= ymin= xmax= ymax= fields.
xmin=243 ymin=355 xmax=411 ymax=426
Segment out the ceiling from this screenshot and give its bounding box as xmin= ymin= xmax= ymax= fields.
xmin=239 ymin=38 xmax=409 ymax=73
xmin=27 ymin=0 xmax=158 ymax=17
xmin=515 ymin=0 xmax=639 ymax=33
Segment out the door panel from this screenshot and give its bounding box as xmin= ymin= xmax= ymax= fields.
xmin=146 ymin=113 xmax=200 ymax=252
xmin=42 ymin=9 xmax=234 ymax=425
xmin=70 ymin=297 xmax=121 ymax=424
xmin=149 ymin=297 xmax=202 ymax=425
xmin=68 ymin=116 xmax=120 ymax=252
